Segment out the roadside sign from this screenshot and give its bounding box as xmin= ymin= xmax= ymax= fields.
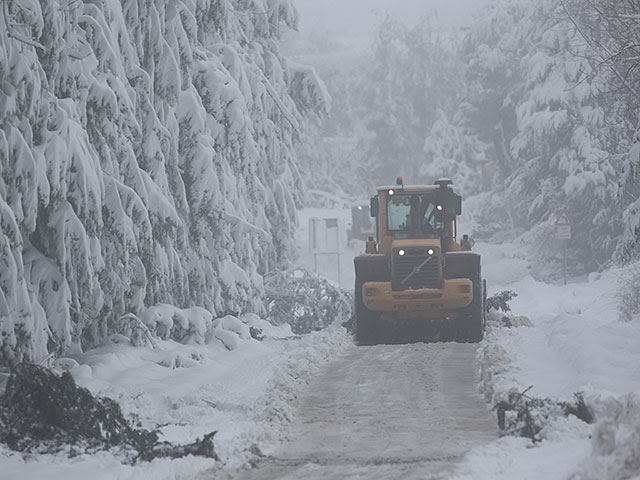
xmin=309 ymin=217 xmax=345 ymax=284
xmin=309 ymin=218 xmax=344 ymax=254
xmin=555 ymin=209 xmax=572 ymax=226
xmin=557 ymin=225 xmax=572 ymax=240
xmin=555 ymin=209 xmax=572 ymax=240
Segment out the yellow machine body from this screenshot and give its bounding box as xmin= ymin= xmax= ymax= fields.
xmin=354 ymin=180 xmax=485 ymax=343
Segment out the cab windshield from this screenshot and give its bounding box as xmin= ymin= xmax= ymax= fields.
xmin=387 ymin=193 xmax=441 ymax=238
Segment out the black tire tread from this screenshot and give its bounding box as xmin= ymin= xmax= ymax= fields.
xmin=457 ymin=272 xmax=485 ymax=343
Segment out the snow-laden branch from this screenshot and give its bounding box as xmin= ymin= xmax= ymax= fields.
xmin=262 ymin=77 xmax=300 ymax=132
xmin=2 ymin=0 xmax=44 ymax=50
xmin=560 ymin=1 xmax=640 ymax=99
xmin=224 ymin=212 xmax=272 ymax=244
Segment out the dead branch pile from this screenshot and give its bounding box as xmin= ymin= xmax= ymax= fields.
xmin=0 ymin=363 xmax=218 ymax=463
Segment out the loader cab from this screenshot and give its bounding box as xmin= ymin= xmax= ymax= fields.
xmin=369 ymin=179 xmax=463 ymax=255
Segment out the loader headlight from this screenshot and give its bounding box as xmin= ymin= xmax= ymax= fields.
xmin=388 ymin=189 xmax=395 ymax=196
xmin=398 ymin=249 xmax=406 ymax=257
xmin=427 ymin=248 xmax=435 ymax=256
xmin=436 ymin=204 xmax=444 ymax=211
xmin=357 ymin=205 xmax=364 ymax=211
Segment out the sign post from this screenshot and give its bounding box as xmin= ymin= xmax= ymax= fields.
xmin=309 ymin=217 xmax=345 ymax=285
xmin=555 ymin=209 xmax=573 ymax=285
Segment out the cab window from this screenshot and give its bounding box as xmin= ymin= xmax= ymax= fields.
xmin=387 ymin=196 xmax=412 ymax=231
xmin=386 ymin=194 xmax=438 ymax=237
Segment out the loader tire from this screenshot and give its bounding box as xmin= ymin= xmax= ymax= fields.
xmin=354 ymin=282 xmax=383 ymax=345
xmin=457 ymin=273 xmax=485 ymax=343
xmin=354 ymin=255 xmax=390 ymax=345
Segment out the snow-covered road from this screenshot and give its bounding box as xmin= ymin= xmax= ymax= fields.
xmin=202 ymin=343 xmax=496 ymax=480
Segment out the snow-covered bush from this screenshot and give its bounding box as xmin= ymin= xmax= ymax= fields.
xmin=133 ymin=306 xmax=274 ymax=350
xmin=0 ymin=0 xmax=328 ymax=367
xmin=264 ymin=268 xmax=352 ymax=334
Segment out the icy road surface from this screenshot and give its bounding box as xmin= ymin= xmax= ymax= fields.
xmin=203 ymin=342 xmax=497 ymax=480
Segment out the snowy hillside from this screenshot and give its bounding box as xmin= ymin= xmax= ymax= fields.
xmin=0 ymin=0 xmax=328 ymax=366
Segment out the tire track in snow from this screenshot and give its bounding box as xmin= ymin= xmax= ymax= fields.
xmin=202 ymin=342 xmax=497 ymax=479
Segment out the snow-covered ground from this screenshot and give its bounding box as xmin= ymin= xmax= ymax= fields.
xmin=0 ymin=323 xmax=351 ymax=480
xmin=451 ymin=241 xmax=640 ymax=480
xmin=0 ymin=208 xmax=354 ymax=480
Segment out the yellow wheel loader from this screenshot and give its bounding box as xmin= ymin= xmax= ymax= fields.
xmin=354 ymin=178 xmax=486 ymax=345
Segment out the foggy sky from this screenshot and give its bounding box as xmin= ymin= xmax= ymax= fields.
xmin=293 ymin=0 xmax=484 ymax=47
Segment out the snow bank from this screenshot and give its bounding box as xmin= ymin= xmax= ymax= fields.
xmin=451 ymin=242 xmax=640 ymax=480
xmin=574 ymin=414 xmax=640 ymax=480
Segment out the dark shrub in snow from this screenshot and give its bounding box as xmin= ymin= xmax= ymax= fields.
xmin=0 ymin=364 xmax=218 ymax=463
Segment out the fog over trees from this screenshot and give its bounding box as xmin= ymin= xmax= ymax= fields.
xmin=296 ymin=0 xmax=640 ymax=276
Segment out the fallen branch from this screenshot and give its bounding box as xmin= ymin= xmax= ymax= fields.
xmin=495 ymin=387 xmax=594 ymax=442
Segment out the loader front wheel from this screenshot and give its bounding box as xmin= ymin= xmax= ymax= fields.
xmin=457 ymin=274 xmax=485 ymax=343
xmin=354 ymin=283 xmax=383 ymax=345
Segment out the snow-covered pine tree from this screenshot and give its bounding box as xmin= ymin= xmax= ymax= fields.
xmin=564 ymin=0 xmax=640 ymax=263
xmin=462 ymin=0 xmax=624 ymax=273
xmin=0 ymin=0 xmax=327 ymax=367
xmin=422 ymin=109 xmax=489 ymax=197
